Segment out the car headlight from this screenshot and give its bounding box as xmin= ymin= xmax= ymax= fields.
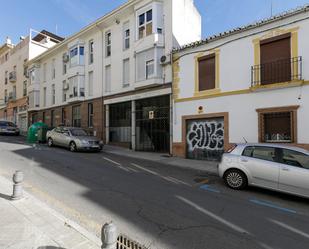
xmin=99 ymin=140 xmax=104 ymax=145
xmin=81 ymin=140 xmax=89 ymax=145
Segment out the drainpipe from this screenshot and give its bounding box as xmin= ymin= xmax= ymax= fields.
xmin=105 ymin=104 xmax=110 ymax=144
xmin=170 ymin=52 xmax=174 ymax=156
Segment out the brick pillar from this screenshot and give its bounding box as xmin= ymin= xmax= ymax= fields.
xmin=131 ymin=100 xmax=136 ymax=151
xmin=105 ymin=104 xmax=109 ymax=144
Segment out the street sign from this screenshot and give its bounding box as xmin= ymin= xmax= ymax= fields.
xmin=149 ymin=111 xmax=154 ymax=120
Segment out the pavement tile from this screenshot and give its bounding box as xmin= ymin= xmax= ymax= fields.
xmin=0 ymin=175 xmax=101 ymax=249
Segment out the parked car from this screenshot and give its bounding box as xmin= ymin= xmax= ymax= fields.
xmin=218 ymin=143 xmax=309 ymax=198
xmin=0 ymin=121 xmax=20 ymax=135
xmin=47 ymin=127 xmax=103 ymax=152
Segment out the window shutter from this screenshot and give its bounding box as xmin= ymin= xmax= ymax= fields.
xmin=198 ymin=54 xmax=216 ymax=91
xmin=260 ymin=33 xmax=291 ymax=84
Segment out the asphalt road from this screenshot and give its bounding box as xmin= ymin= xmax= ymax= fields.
xmin=0 ymin=135 xmax=309 ymax=249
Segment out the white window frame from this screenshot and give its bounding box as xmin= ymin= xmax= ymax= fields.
xmin=51 ymin=84 xmax=55 ymax=105
xmin=69 ymin=45 xmax=85 ymax=67
xmin=43 ymin=87 xmax=47 ymax=107
xmin=62 ymin=55 xmax=67 ymax=75
xmin=23 ymin=81 xmax=27 ymax=97
xmin=51 ymin=59 xmax=56 ymax=79
xmin=62 ymin=80 xmax=67 ymax=102
xmin=88 ymin=71 xmax=93 ymax=96
xmin=43 ymin=63 xmax=47 ymax=81
xmin=70 ymin=46 xmax=78 ymax=67
xmin=123 ymin=22 xmax=130 ymax=50
xmin=4 ymin=89 xmax=8 ymax=103
xmin=89 ymin=40 xmax=94 ymax=64
xmin=138 ymin=9 xmax=153 ymax=40
xmin=105 ymin=32 xmax=111 ymax=57
xmin=12 ymin=86 xmax=16 ymax=99
xmin=123 ymin=58 xmax=130 ymax=87
xmin=146 ymin=59 xmax=155 ymax=79
xmin=5 ymin=71 xmax=8 ymax=84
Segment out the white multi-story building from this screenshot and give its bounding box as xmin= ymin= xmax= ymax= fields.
xmin=172 ymin=6 xmax=309 ymax=161
xmin=0 ymin=30 xmax=62 ymax=134
xmin=27 ymin=0 xmax=201 ymax=152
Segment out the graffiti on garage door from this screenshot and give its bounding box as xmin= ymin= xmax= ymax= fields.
xmin=186 ymin=118 xmax=224 ymax=160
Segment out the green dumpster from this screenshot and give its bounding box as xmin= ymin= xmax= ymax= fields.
xmin=27 ymin=122 xmax=48 ymax=143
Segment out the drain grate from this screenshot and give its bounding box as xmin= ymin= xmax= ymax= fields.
xmin=117 ymin=234 xmax=146 ymax=249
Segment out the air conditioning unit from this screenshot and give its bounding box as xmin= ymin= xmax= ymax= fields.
xmin=160 ymin=54 xmax=171 ymax=65
xmin=63 ymin=53 xmax=69 ymax=63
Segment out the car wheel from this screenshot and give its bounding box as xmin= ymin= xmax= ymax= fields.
xmin=47 ymin=138 xmax=53 ymax=147
xmin=69 ymin=142 xmax=77 ymax=152
xmin=224 ymin=169 xmax=247 ymax=190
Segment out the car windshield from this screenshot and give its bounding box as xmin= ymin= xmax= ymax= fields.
xmin=70 ymin=128 xmax=88 ymax=136
xmin=0 ymin=121 xmax=16 ymax=127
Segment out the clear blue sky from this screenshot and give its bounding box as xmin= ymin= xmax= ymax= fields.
xmin=1 ymin=0 xmax=308 ymax=44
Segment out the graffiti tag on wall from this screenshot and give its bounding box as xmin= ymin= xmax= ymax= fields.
xmin=187 ymin=120 xmax=224 ymax=152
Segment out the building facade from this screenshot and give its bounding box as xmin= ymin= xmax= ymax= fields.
xmin=27 ymin=0 xmax=201 ymax=152
xmin=172 ymin=6 xmax=309 ymax=161
xmin=0 ymin=30 xmax=62 ymax=134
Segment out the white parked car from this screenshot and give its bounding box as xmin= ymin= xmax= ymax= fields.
xmin=218 ymin=143 xmax=309 ymax=198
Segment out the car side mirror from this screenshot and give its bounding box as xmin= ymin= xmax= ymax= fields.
xmin=63 ymin=132 xmax=70 ymax=136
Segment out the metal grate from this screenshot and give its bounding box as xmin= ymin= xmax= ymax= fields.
xmin=117 ymin=234 xmax=146 ymax=249
xmin=251 ymin=56 xmax=302 ymax=86
xmin=135 ymin=95 xmax=170 ymax=152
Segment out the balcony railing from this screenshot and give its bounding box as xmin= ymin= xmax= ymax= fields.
xmin=251 ymin=56 xmax=302 ymax=87
xmin=9 ymin=71 xmax=17 ymax=82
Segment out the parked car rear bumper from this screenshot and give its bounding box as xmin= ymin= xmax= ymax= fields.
xmin=0 ymin=130 xmax=20 ymax=135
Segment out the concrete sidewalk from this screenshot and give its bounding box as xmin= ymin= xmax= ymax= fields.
xmin=104 ymin=145 xmax=219 ymax=175
xmin=0 ymin=174 xmax=101 ymax=249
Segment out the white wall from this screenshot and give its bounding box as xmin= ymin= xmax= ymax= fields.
xmin=173 ymin=10 xmax=309 ymax=145
xmin=172 ymin=0 xmax=201 ymax=47
xmin=177 ymin=16 xmax=309 ymax=99
xmin=173 ymin=86 xmax=309 ymax=144
xmin=28 ymin=0 xmax=202 ymax=109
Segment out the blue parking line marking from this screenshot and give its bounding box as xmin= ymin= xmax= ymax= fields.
xmin=200 ymin=184 xmax=221 ymax=193
xmin=250 ymin=199 xmax=297 ymax=214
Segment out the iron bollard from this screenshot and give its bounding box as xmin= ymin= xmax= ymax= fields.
xmin=101 ymin=221 xmax=118 ymax=249
xmin=11 ymin=170 xmax=24 ymax=200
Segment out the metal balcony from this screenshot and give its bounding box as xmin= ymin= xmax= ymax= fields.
xmin=251 ymin=56 xmax=302 ymax=87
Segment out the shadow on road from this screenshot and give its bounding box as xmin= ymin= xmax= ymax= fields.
xmin=1 ymin=135 xmax=309 ymax=249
